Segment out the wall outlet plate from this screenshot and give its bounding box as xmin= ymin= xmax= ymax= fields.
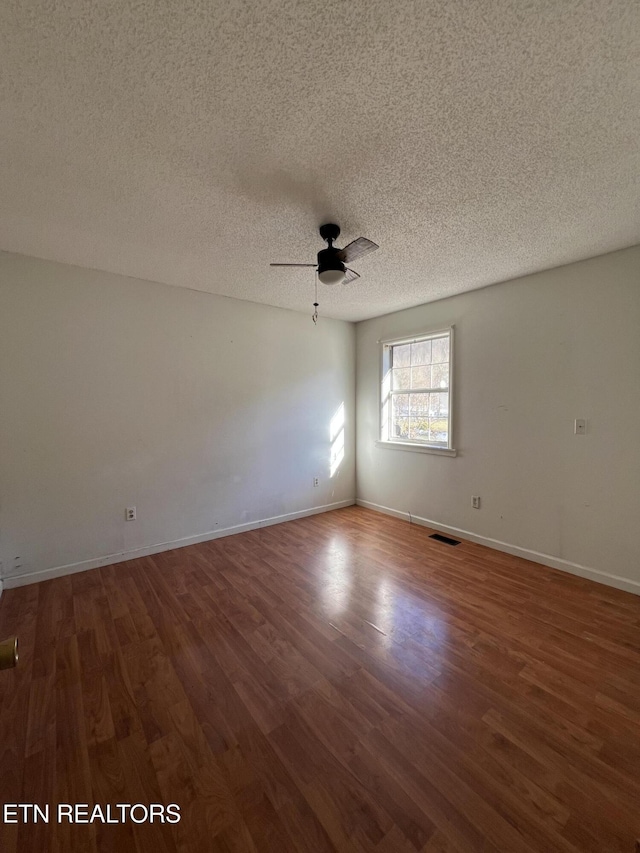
xmin=472 ymin=496 xmax=481 ymax=509
xmin=126 ymin=507 xmax=136 ymax=521
xmin=574 ymin=419 xmax=586 ymax=435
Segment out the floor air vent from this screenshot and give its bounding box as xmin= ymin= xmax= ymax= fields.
xmin=429 ymin=533 xmax=461 ymax=546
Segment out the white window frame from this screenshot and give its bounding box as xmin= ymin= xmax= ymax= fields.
xmin=377 ymin=326 xmax=456 ymax=456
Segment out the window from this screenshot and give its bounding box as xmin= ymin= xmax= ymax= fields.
xmin=379 ymin=328 xmax=454 ymax=453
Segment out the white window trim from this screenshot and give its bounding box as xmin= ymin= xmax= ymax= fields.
xmin=378 ymin=326 xmax=456 ymax=455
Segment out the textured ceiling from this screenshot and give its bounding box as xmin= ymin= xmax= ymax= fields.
xmin=1 ymin=0 xmax=639 ymax=321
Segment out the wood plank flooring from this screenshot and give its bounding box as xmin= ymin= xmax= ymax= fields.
xmin=1 ymin=505 xmax=640 ymax=852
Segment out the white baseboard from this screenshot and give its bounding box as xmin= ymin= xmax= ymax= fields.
xmin=2 ymin=499 xmax=355 ymax=590
xmin=356 ymin=498 xmax=640 ymax=596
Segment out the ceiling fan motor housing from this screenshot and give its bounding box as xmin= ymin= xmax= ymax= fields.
xmin=317 ymin=246 xmax=346 ymax=277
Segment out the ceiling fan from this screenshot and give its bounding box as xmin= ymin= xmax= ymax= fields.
xmin=270 ymin=223 xmax=379 ymax=286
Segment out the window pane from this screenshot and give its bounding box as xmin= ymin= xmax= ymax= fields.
xmin=411 ymin=340 xmax=431 ymax=366
xmin=431 ymin=363 xmax=449 ymax=388
xmin=409 ymin=393 xmax=430 ymax=417
xmin=429 ymin=392 xmax=449 ymax=416
xmin=392 ymin=344 xmax=411 ymax=368
xmin=409 ymin=420 xmax=427 ymax=440
xmin=409 ymin=393 xmax=430 ymax=439
xmin=392 ymin=394 xmax=410 ymax=438
xmin=393 ymin=393 xmax=410 ymax=416
xmin=411 ymin=365 xmax=430 ymax=388
xmin=431 ymin=336 xmax=449 ymax=364
xmin=394 ymin=417 xmax=410 ymax=438
xmin=391 ymin=367 xmax=410 ymax=390
xmin=429 ymin=417 xmax=448 ymax=444
xmin=391 ymin=393 xmax=419 ymax=440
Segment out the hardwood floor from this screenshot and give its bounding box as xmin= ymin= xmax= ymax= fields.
xmin=1 ymin=505 xmax=639 ymax=852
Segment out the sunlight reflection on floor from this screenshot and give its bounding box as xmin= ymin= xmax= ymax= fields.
xmin=317 ymin=532 xmax=449 ymax=678
xmin=319 ymin=534 xmax=352 ymax=617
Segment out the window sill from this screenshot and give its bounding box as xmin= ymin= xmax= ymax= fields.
xmin=376 ymin=440 xmax=457 ymax=457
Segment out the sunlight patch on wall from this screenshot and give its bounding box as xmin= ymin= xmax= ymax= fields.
xmin=330 ymin=402 xmax=345 ymax=478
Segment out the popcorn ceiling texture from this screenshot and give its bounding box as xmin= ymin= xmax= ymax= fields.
xmin=1 ymin=0 xmax=638 ymax=321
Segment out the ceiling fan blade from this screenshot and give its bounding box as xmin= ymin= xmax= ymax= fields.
xmin=343 ymin=268 xmax=360 ymax=284
xmin=337 ymin=236 xmax=379 ymax=264
xmin=270 ymin=263 xmax=317 ymax=267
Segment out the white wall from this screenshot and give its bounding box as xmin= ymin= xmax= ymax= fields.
xmin=0 ymin=252 xmax=355 ymax=587
xmin=356 ymin=246 xmax=640 ymax=593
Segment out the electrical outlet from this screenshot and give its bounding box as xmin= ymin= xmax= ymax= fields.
xmin=313 ymin=477 xmax=320 ymax=488
xmin=574 ymin=419 xmax=586 ymax=435
xmin=125 ymin=506 xmax=136 ymax=521
xmin=472 ymin=496 xmax=481 ymax=509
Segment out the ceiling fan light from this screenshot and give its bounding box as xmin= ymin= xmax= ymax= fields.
xmin=318 ymin=268 xmax=345 ymax=286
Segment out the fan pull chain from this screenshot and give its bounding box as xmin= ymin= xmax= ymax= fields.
xmin=312 ymin=278 xmax=319 ymax=324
